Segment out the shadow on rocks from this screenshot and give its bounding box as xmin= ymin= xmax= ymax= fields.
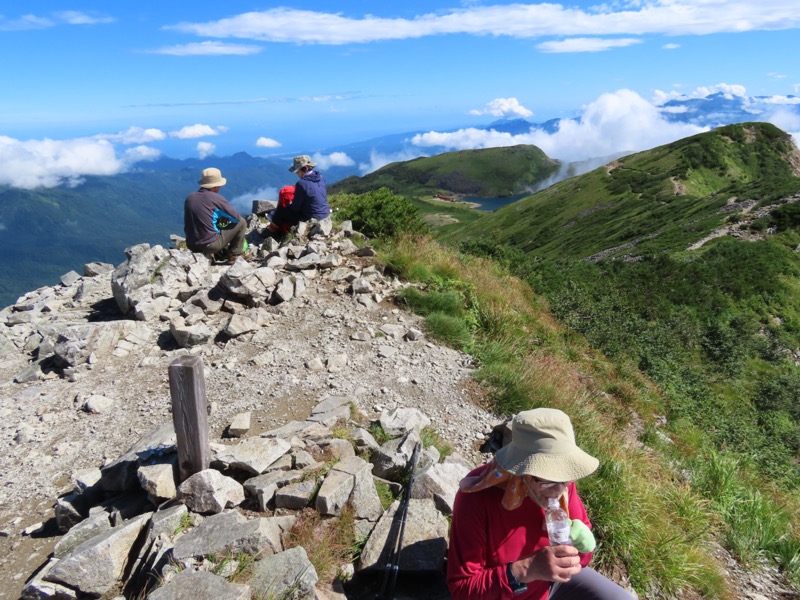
xmin=344 ymin=568 xmax=451 ymax=600
xmin=156 ymin=330 xmax=180 ymax=351
xmin=87 ymin=297 xmax=127 ymax=322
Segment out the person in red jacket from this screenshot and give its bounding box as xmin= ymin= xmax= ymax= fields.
xmin=270 ymin=185 xmax=296 ymax=234
xmin=447 ymin=408 xmax=633 ymax=600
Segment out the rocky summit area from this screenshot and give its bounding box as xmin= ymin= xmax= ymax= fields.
xmin=0 ymin=211 xmax=793 ymax=600
xmin=0 ymin=213 xmax=496 ymax=600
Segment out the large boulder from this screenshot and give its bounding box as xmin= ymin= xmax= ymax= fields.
xmin=44 ymin=512 xmax=153 ymax=597
xmin=177 ymin=469 xmax=244 ymax=514
xmin=358 ymin=499 xmax=448 ymax=572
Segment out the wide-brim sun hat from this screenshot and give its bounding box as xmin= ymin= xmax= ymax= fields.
xmin=198 ymin=167 xmax=227 ymax=188
xmin=289 ymin=155 xmax=317 ymax=172
xmin=495 ymin=408 xmax=599 ymax=482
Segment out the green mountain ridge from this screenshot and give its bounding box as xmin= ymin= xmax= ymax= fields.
xmin=433 ymin=123 xmax=800 ymax=490
xmin=330 ymin=144 xmax=560 ymax=197
xmin=330 ymin=122 xmax=800 ymax=492
xmin=440 ymin=122 xmax=800 ymax=259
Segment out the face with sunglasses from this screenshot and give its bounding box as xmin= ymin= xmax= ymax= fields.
xmin=522 ymin=474 xmax=572 ymax=508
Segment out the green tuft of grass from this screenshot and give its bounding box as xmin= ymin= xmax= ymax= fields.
xmin=374 ymin=480 xmax=396 ymax=511
xmin=367 ymin=422 xmax=393 ymax=445
xmin=420 ymin=426 xmax=453 ymax=461
xmin=283 ymin=506 xmax=365 ymax=582
xmin=423 ymin=311 xmax=473 ymax=351
xmin=173 ymin=511 xmax=193 ymax=536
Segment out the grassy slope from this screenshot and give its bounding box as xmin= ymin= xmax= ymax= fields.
xmin=440 ymin=122 xmax=800 ymax=259
xmin=437 ymin=124 xmax=800 ymax=484
xmin=330 ymin=144 xmax=560 ymax=198
xmin=378 ymin=232 xmax=800 ymax=598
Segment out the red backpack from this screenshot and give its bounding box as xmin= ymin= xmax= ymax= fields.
xmin=278 ymin=185 xmax=295 ymax=208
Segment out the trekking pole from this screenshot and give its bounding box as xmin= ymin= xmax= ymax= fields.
xmin=376 ymin=441 xmax=421 ymax=600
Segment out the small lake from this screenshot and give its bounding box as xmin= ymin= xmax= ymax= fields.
xmin=464 ymin=193 xmax=529 ymax=212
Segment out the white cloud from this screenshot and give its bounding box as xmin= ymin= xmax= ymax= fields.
xmin=0 ymin=10 xmax=112 ymax=30
xmin=149 ymin=41 xmax=262 ymax=56
xmin=358 ymin=149 xmax=430 ymax=175
xmin=533 ymin=90 xmax=707 ymax=161
xmin=197 ymin=142 xmax=216 ymax=159
xmin=256 ymin=137 xmax=282 ymax=148
xmin=413 ymin=89 xmax=707 ymax=163
xmin=311 ymin=152 xmax=356 ymax=170
xmin=413 ymin=128 xmax=524 ymax=150
xmin=299 ymin=95 xmax=350 ymax=102
xmin=0 ymin=136 xmax=126 ymax=189
xmin=660 ymin=105 xmax=690 ymax=114
xmin=536 ymin=37 xmax=642 ymax=53
xmin=54 ymin=11 xmax=114 ymax=25
xmin=653 ymin=83 xmax=748 ymax=105
xmin=761 ymin=95 xmax=800 ymax=105
xmin=767 ymin=109 xmax=800 ymax=131
xmin=170 ymin=124 xmax=228 ymax=139
xmin=469 ymin=98 xmax=533 ymax=118
xmin=0 ymin=14 xmax=53 ymax=31
xmin=230 ymin=185 xmax=278 ymax=215
xmin=167 ymin=3 xmax=800 ymax=45
xmin=124 ymin=145 xmax=161 ymax=163
xmin=663 ymin=43 xmax=680 ymax=49
xmin=96 ymin=126 xmax=167 ymax=145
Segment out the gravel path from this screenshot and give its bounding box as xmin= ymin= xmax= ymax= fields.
xmin=0 ymin=251 xmax=496 ymax=599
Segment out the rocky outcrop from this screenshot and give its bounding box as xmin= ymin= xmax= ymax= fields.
xmin=6 ymin=213 xmax=485 ymax=599
xmin=20 ymin=394 xmax=470 ymax=599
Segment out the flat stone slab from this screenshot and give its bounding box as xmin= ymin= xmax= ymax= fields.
xmin=44 ymin=512 xmax=152 ymax=597
xmin=214 ymin=437 xmax=291 ymax=475
xmin=147 ymin=569 xmax=250 ymax=600
xmin=172 ymin=510 xmax=286 ymax=562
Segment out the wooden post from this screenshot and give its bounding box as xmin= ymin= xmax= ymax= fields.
xmin=168 ymin=355 xmax=210 ymax=483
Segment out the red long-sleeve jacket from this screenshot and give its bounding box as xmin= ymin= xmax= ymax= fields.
xmin=447 ymin=465 xmax=594 ymax=599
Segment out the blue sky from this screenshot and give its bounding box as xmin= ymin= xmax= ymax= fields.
xmin=2 ymin=1 xmax=800 ymax=188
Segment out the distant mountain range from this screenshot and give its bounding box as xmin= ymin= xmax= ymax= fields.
xmin=312 ymin=91 xmax=800 ymax=171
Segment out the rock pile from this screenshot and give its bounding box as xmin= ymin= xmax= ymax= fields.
xmin=22 ymin=398 xmax=472 ymax=600
xmin=2 ymin=211 xmax=494 ymax=599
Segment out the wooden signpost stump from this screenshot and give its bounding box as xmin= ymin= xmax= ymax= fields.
xmin=168 ymin=355 xmax=211 ymax=483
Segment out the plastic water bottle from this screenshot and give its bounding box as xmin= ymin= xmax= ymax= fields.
xmin=545 ymin=497 xmax=572 ymax=546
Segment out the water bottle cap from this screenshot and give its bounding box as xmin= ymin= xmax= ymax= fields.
xmin=547 ymin=497 xmax=559 ymax=509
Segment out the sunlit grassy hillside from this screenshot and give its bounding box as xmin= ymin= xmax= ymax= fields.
xmin=331 ymin=144 xmax=560 ymax=198
xmin=440 ymin=122 xmax=800 ymax=260
xmin=372 ymin=234 xmax=800 ymax=599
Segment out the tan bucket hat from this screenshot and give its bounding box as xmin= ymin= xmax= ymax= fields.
xmin=198 ymin=167 xmax=227 ymax=188
xmin=288 ymin=155 xmax=317 ymax=172
xmin=494 ymin=408 xmax=599 ymax=482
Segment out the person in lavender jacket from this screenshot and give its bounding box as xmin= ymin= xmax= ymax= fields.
xmin=268 ymin=155 xmax=330 ymax=233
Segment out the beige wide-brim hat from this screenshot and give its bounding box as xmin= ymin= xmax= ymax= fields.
xmin=198 ymin=167 xmax=227 ymax=188
xmin=495 ymin=408 xmax=599 ymax=482
xmin=289 ymin=155 xmax=317 ymax=172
